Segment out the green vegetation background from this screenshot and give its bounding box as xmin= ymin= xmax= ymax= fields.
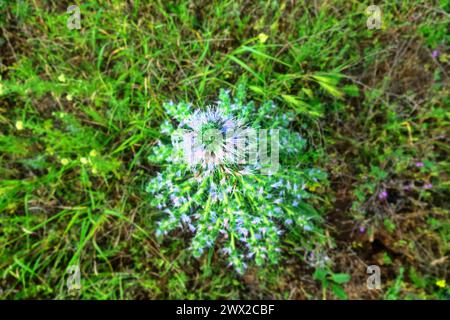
xmin=0 ymin=0 xmax=448 ymax=299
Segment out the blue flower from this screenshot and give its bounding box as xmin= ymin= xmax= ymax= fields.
xmin=181 ymin=214 xmax=191 ymax=223
xmin=238 ymin=227 xmax=249 ymax=237
xmin=251 ymin=218 xmax=261 ymax=224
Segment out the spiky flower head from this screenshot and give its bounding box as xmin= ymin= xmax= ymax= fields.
xmin=147 ymin=85 xmax=326 ymax=273
xmin=171 ymin=107 xmax=251 ymax=176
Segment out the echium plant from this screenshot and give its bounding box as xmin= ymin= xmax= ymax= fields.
xmin=147 ymin=84 xmax=326 ymax=273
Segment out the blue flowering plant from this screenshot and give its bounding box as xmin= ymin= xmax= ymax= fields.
xmin=147 ymin=85 xmax=327 ymax=273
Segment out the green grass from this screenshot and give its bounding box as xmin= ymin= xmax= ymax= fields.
xmin=0 ymin=0 xmax=448 ymax=299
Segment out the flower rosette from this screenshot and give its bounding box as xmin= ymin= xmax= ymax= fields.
xmin=147 ymin=85 xmax=326 ymax=273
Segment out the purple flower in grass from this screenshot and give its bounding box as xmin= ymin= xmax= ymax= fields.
xmin=252 ymin=218 xmax=261 ymax=225
xmin=378 ymin=190 xmax=388 ymax=201
xmin=432 ymin=50 xmax=440 ymax=58
xmin=238 ymin=227 xmax=248 ymax=237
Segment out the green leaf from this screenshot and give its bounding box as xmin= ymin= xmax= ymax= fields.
xmin=249 ymin=85 xmax=265 ymax=95
xmin=313 ymin=268 xmax=327 ymax=281
xmin=343 ymin=84 xmax=360 ymax=97
xmin=281 ymin=94 xmax=322 ymax=117
xmin=331 ymin=283 xmax=348 ymax=299
xmin=331 ymin=273 xmax=351 ymax=284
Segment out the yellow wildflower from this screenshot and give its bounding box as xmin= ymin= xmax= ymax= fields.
xmin=436 ymin=279 xmax=446 ymax=288
xmin=15 ymin=121 xmax=24 ymax=131
xmin=61 ymin=158 xmax=70 ymax=166
xmin=58 ymin=74 xmax=66 ymax=82
xmin=80 ymin=157 xmax=88 ymax=164
xmin=258 ymin=33 xmax=269 ymax=44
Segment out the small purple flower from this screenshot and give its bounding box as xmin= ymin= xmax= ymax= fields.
xmin=423 ymin=183 xmax=433 ymax=189
xmin=432 ymin=50 xmax=440 ymax=58
xmin=238 ymin=227 xmax=248 ymax=237
xmin=285 ymin=219 xmax=293 ymax=225
xmin=172 ymin=196 xmax=181 ymax=207
xmin=359 ymin=226 xmax=366 ymax=233
xmin=415 ymin=161 xmax=424 ymax=168
xmin=181 ymin=214 xmax=191 ymax=223
xmin=258 ymin=187 xmax=264 ymax=196
xmin=378 ymin=190 xmax=388 ymax=200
